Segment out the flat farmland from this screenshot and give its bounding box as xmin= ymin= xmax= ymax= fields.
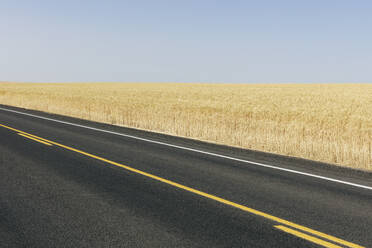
xmin=0 ymin=82 xmax=371 ymax=171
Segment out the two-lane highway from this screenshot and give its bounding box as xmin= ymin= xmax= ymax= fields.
xmin=0 ymin=105 xmax=371 ymax=247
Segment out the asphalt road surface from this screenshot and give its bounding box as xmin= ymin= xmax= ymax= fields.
xmin=0 ymin=105 xmax=371 ymax=248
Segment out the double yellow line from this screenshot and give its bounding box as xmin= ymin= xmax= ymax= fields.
xmin=18 ymin=132 xmax=53 ymax=146
xmin=0 ymin=123 xmax=364 ymax=248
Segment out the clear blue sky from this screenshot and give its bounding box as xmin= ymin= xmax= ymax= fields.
xmin=1 ymin=0 xmax=371 ymax=83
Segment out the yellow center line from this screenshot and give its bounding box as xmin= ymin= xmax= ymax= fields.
xmin=0 ymin=123 xmax=365 ymax=248
xmin=275 ymin=225 xmax=343 ymax=248
xmin=18 ymin=133 xmax=53 ymax=146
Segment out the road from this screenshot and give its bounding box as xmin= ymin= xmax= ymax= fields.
xmin=0 ymin=105 xmax=371 ymax=248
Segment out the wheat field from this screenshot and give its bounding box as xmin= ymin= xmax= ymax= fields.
xmin=0 ymin=82 xmax=371 ymax=171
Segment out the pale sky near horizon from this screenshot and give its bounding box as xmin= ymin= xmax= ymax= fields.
xmin=1 ymin=1 xmax=371 ymax=83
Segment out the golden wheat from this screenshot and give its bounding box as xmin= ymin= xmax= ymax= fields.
xmin=0 ymin=82 xmax=371 ymax=171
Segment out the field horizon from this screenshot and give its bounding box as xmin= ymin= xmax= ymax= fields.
xmin=1 ymin=82 xmax=371 ymax=171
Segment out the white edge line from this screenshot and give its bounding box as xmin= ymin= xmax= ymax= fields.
xmin=0 ymin=106 xmax=371 ymax=191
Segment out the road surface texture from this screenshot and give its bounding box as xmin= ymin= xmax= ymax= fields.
xmin=0 ymin=104 xmax=371 ymax=248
